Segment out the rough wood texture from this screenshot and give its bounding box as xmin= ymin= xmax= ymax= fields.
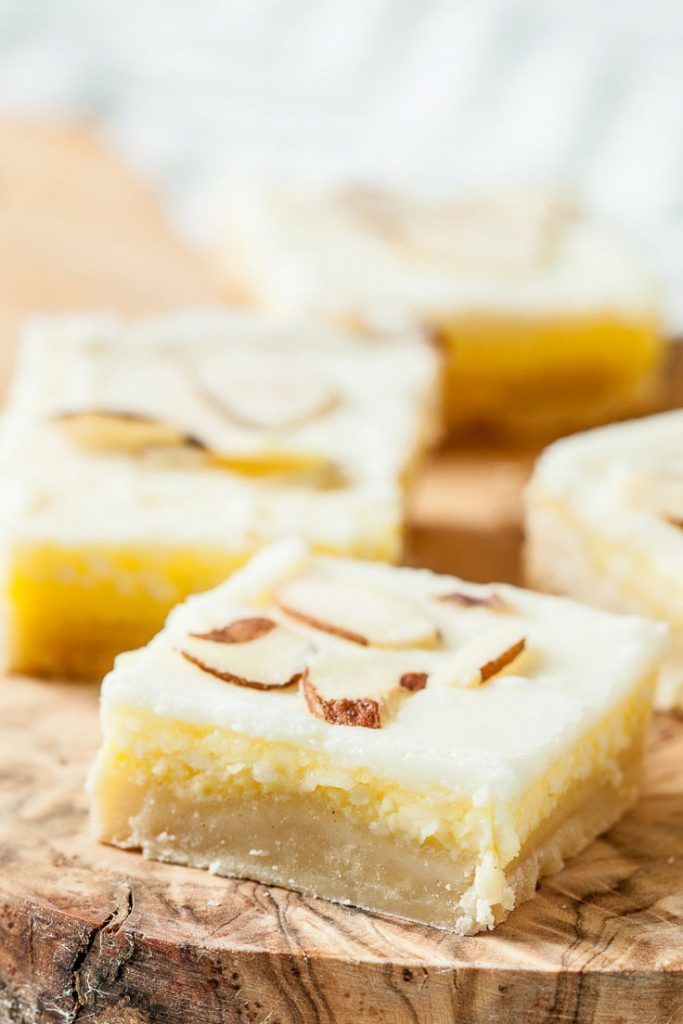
xmin=0 ymin=120 xmax=682 ymax=1023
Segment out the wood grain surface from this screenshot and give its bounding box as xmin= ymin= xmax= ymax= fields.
xmin=0 ymin=120 xmax=682 ymax=1024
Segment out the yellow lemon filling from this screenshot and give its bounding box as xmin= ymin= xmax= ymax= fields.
xmin=437 ymin=310 xmax=661 ymax=435
xmin=5 ymin=532 xmax=401 ymax=681
xmin=5 ymin=542 xmax=254 ymax=680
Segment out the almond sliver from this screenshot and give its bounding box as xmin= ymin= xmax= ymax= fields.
xmin=300 ymin=651 xmax=407 ymax=728
xmin=277 ymin=577 xmax=439 ymax=649
xmin=438 ymin=590 xmax=507 ymax=611
xmin=199 ymin=369 xmax=339 ymax=432
xmin=444 ymin=628 xmax=526 ymax=688
xmin=301 ymin=671 xmax=382 ymax=729
xmin=54 ymin=409 xmax=204 ymax=454
xmin=180 ymin=617 xmax=312 ymax=690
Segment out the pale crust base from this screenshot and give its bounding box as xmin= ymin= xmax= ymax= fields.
xmin=526 ymin=497 xmax=682 ymax=712
xmin=92 ymin=729 xmax=644 ymax=935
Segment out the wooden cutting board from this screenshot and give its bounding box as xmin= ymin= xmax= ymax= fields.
xmin=0 ymin=120 xmax=682 ymax=1024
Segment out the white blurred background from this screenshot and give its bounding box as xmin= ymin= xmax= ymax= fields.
xmin=0 ymin=0 xmax=681 ymax=323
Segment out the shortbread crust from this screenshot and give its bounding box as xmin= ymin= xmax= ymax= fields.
xmin=91 ymin=541 xmax=665 ymax=933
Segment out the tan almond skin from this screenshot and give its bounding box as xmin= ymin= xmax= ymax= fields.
xmin=189 ymin=618 xmax=275 ymax=644
xmin=300 ymin=671 xmax=381 ymax=728
xmin=179 ymin=650 xmax=302 ymax=690
xmin=200 ymin=385 xmax=340 ymax=432
xmin=277 ymin=603 xmax=369 ymax=646
xmin=399 ymin=672 xmax=428 ymax=692
xmin=480 ymin=638 xmax=526 ymax=683
xmin=438 ymin=591 xmax=507 ymax=610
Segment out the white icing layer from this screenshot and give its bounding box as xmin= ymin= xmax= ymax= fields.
xmin=216 ymin=183 xmax=660 ymax=323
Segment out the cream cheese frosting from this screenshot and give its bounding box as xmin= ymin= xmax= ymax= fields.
xmin=102 ymin=539 xmax=667 ymax=805
xmin=215 ymin=183 xmax=660 ymax=323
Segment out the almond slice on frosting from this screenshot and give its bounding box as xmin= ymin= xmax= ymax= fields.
xmin=207 ymin=448 xmax=342 ymax=487
xmin=444 ymin=627 xmax=526 ymax=688
xmin=180 ymin=616 xmax=312 ymax=690
xmin=438 ymin=590 xmax=507 ymax=611
xmin=53 ymin=410 xmax=205 ymax=454
xmin=277 ymin=577 xmax=439 ymax=649
xmin=300 ymin=654 xmax=407 ymax=728
xmin=199 ymin=370 xmax=339 ymax=432
xmin=399 ymin=672 xmax=428 ymax=692
xmin=301 ymin=672 xmax=382 ymax=728
xmin=190 ymin=618 xmax=275 ymax=644
xmin=401 ymin=191 xmax=571 ymax=272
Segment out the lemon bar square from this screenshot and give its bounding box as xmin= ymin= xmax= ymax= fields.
xmin=526 ymin=409 xmax=683 ymax=711
xmin=0 ymin=311 xmax=439 ymax=680
xmin=215 ymin=183 xmax=662 ymax=438
xmin=90 ymin=539 xmax=665 ymax=934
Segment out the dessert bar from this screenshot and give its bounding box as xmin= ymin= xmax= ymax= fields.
xmin=215 ymin=184 xmax=662 ymax=437
xmin=0 ymin=311 xmax=438 ymax=679
xmin=91 ymin=540 xmax=665 ymax=933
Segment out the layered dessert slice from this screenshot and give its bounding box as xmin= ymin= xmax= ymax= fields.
xmin=214 ymin=182 xmax=662 ymax=438
xmin=526 ymin=409 xmax=683 ymax=711
xmin=0 ymin=311 xmax=439 ymax=680
xmin=90 ymin=540 xmax=665 ymax=934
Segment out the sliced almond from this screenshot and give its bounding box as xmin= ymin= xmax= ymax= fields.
xmin=277 ymin=577 xmax=439 ymax=649
xmin=207 ymin=448 xmax=343 ymax=486
xmin=180 ymin=616 xmax=311 ymax=690
xmin=402 ymin=191 xmax=571 ymax=272
xmin=299 ymin=650 xmax=408 ymax=728
xmin=341 ymin=187 xmax=572 ymax=272
xmin=301 ymin=671 xmax=382 ymax=728
xmin=189 ymin=617 xmax=275 ymax=644
xmin=53 ymin=410 xmax=205 ymax=454
xmin=443 ymin=628 xmax=526 ymax=688
xmin=479 ymin=637 xmax=526 ymax=682
xmin=438 ymin=590 xmax=507 ymax=611
xmin=199 ymin=371 xmax=339 ymax=432
xmin=399 ymin=672 xmax=428 ymax=692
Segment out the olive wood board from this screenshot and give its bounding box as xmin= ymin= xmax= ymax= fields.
xmin=0 ymin=119 xmax=682 ymax=1024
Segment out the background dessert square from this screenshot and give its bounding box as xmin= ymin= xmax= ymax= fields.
xmin=213 ymin=183 xmax=663 ymax=439
xmin=526 ymin=409 xmax=683 ymax=711
xmin=0 ymin=310 xmax=439 ymax=679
